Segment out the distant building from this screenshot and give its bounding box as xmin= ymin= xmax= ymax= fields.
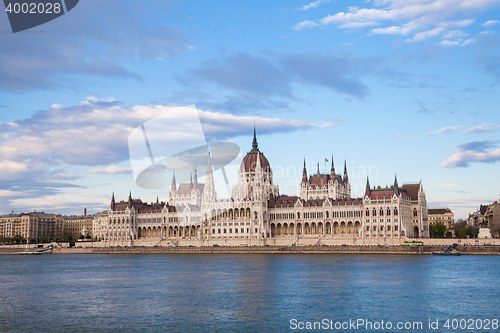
xmin=64 ymin=214 xmax=94 ymax=240
xmin=0 ymin=212 xmax=64 ymax=242
xmin=428 ymin=208 xmax=454 ymax=231
xmin=468 ymin=205 xmax=489 ymax=228
xmin=485 ymin=201 xmax=500 ymax=238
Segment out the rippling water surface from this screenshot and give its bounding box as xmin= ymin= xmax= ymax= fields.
xmin=1 ymin=254 xmax=499 ymax=332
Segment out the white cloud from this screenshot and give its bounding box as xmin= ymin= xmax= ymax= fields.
xmin=442 ymin=141 xmax=500 ymax=168
xmin=442 ymin=149 xmax=500 ymax=168
xmin=461 ymin=38 xmax=475 ymax=45
xmin=371 ymin=25 xmax=411 ymax=35
xmin=425 ymin=125 xmax=462 ymax=135
xmin=340 ymin=21 xmax=379 ymax=29
xmin=88 ymin=166 xmax=136 ymax=174
xmin=440 ymin=39 xmax=461 ymax=46
xmin=299 ymin=0 xmax=330 ymax=11
xmin=483 ymin=20 xmax=500 ymax=27
xmin=406 ymin=27 xmax=444 ymax=42
xmin=296 ymin=0 xmax=497 ymax=43
xmin=464 ymin=123 xmax=500 ymax=133
xmin=294 ymin=20 xmax=319 ymax=30
xmin=443 ymin=29 xmax=469 ymax=39
xmin=437 ymin=19 xmax=475 ymax=28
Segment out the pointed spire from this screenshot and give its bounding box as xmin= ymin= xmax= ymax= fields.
xmin=171 ymin=170 xmax=177 ymax=192
xmin=128 ymin=191 xmax=132 ymax=208
xmin=193 ymin=168 xmax=198 ymax=189
xmin=204 ymin=152 xmax=216 ymax=201
xmin=156 ymin=196 xmax=159 ymax=204
xmin=393 ymin=174 xmax=399 ymax=195
xmin=189 ymin=173 xmax=193 ymax=190
xmin=317 ymin=162 xmax=320 ymax=175
xmin=302 ymin=158 xmax=307 ymax=183
xmin=343 ymin=160 xmax=349 ymax=183
xmin=110 ymin=192 xmax=115 ymax=210
xmin=365 ymin=177 xmax=371 ymax=197
xmin=207 ymin=152 xmax=212 ymax=175
xmin=330 ymin=155 xmax=335 ymax=178
xmin=252 ymin=125 xmax=258 ymax=150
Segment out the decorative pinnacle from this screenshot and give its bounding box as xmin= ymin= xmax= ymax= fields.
xmin=252 ymin=125 xmax=258 ymax=150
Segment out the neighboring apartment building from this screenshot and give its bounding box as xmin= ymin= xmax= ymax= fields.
xmin=65 ymin=212 xmax=94 ymax=240
xmin=485 ymin=201 xmax=500 ymax=238
xmin=0 ymin=212 xmax=64 ymax=242
xmin=428 ymin=208 xmax=454 ymax=230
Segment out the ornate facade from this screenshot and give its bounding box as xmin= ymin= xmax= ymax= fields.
xmin=105 ymin=130 xmax=429 ymax=246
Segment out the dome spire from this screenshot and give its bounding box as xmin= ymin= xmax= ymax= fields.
xmin=252 ymin=125 xmax=258 ymax=150
xmin=302 ymin=158 xmax=307 ymax=183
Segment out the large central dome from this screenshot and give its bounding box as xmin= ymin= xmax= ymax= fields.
xmin=241 ymin=128 xmax=271 ymax=173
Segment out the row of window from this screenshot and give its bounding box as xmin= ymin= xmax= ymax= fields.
xmin=214 ymin=222 xmax=251 ymax=227
xmin=365 ymin=219 xmax=399 ymax=223
xmin=212 ymin=228 xmax=257 ymax=234
xmin=365 ymin=207 xmax=399 ymax=217
xmin=366 ymin=225 xmax=399 ymax=231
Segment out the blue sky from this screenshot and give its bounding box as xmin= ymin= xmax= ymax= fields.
xmin=1 ymin=0 xmax=500 ymax=219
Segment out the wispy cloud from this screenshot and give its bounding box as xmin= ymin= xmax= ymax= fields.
xmin=406 ymin=27 xmax=444 ymax=42
xmin=482 ymin=20 xmax=500 ymax=27
xmin=440 ymin=38 xmax=475 ymax=46
xmin=294 ymin=20 xmax=319 ymax=31
xmin=295 ymin=0 xmax=494 ymax=44
xmin=88 ymin=166 xmax=136 ymax=175
xmin=464 ymin=123 xmax=500 ymax=133
xmin=442 ymin=141 xmax=500 ymax=168
xmin=298 ymin=0 xmax=330 ymax=11
xmin=425 ymin=125 xmax=462 ymax=136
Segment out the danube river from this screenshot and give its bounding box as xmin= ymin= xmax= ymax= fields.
xmin=1 ymin=254 xmax=499 ymax=332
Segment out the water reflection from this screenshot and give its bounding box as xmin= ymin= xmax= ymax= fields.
xmin=0 ymin=254 xmax=499 ymax=332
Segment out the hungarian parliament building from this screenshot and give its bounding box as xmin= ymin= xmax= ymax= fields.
xmin=105 ymin=130 xmax=429 ymax=246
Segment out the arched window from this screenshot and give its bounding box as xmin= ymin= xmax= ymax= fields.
xmin=394 ymin=208 xmax=398 ymax=216
xmin=413 ymin=209 xmax=418 ymax=217
xmin=373 ymin=209 xmax=376 ymax=216
xmin=380 ymin=208 xmax=384 ymax=216
xmin=387 ymin=208 xmax=391 ymax=216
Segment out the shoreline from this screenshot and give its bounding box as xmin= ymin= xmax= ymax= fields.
xmin=2 ymin=245 xmax=500 ymax=255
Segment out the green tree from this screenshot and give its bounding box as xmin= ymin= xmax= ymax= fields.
xmin=458 ymin=229 xmax=466 ymax=238
xmin=39 ymin=236 xmax=45 ymax=243
xmin=430 ymin=222 xmax=447 ymax=238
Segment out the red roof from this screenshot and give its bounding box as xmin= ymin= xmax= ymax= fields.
xmin=176 ymin=183 xmax=205 ymax=195
xmin=241 ymin=149 xmax=270 ymax=172
xmin=370 ymin=190 xmax=394 ymax=200
xmin=401 ymin=184 xmax=419 ymax=200
xmin=307 ymin=174 xmax=344 ymax=187
xmin=268 ymin=196 xmax=298 ymax=208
